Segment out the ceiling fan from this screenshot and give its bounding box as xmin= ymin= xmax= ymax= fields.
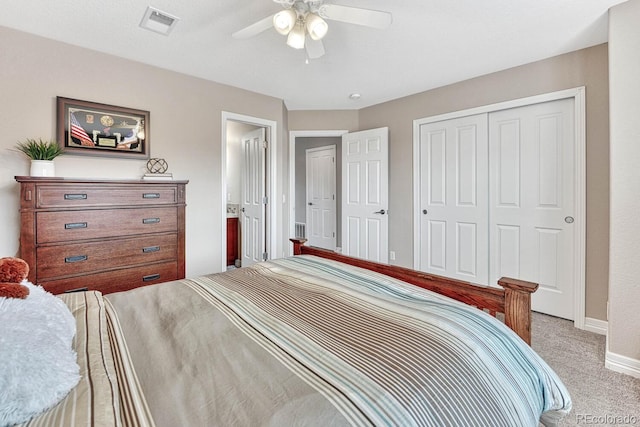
xmin=232 ymin=0 xmax=392 ymax=59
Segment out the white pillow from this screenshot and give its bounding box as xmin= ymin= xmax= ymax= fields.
xmin=0 ymin=281 xmax=80 ymax=426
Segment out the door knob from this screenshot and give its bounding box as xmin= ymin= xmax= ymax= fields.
xmin=564 ymin=216 xmax=574 ymax=224
xmin=308 ymin=202 xmax=313 ymax=206
xmin=373 ymin=209 xmax=386 ymax=215
xmin=241 ymin=207 xmax=245 ymax=213
xmin=422 ymin=209 xmax=428 ymax=215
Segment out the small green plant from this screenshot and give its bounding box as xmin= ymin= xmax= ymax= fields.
xmin=15 ymin=138 xmax=64 ymax=160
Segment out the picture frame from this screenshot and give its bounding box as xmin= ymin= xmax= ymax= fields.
xmin=56 ymin=97 xmax=150 ymax=159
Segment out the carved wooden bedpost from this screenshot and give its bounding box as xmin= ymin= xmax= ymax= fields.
xmin=290 ymin=238 xmax=307 ymax=255
xmin=498 ymin=277 xmax=539 ymax=345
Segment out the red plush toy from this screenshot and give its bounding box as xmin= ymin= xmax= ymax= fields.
xmin=0 ymin=257 xmax=30 ymax=299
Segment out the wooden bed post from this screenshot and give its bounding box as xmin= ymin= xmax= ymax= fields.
xmin=498 ymin=277 xmax=539 ymax=345
xmin=290 ymin=238 xmax=307 ymax=256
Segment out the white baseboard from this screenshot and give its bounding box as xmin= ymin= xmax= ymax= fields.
xmin=605 ymin=348 xmax=640 ymax=379
xmin=597 ymin=321 xmax=640 ymax=379
xmin=583 ymin=317 xmax=608 ymax=335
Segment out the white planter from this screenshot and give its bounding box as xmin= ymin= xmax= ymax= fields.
xmin=30 ymin=160 xmax=55 ymax=177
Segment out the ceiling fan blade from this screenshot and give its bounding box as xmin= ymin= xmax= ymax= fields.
xmin=305 ymin=38 xmax=325 ymax=59
xmin=319 ymin=4 xmax=392 ymax=29
xmin=232 ymin=15 xmax=274 ymax=39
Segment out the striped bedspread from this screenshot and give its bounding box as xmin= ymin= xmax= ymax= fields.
xmin=20 ymin=291 xmax=153 ymax=427
xmin=110 ymin=255 xmax=570 ymax=426
xmin=38 ymin=254 xmax=570 ymax=426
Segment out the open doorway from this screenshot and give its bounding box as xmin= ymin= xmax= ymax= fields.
xmin=222 ymin=112 xmax=277 ymax=271
xmin=288 ymin=130 xmax=346 ymax=255
xmin=289 ymin=128 xmax=390 ymax=263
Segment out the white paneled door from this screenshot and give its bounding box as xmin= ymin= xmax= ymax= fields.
xmin=489 ymin=98 xmax=575 ymax=319
xmin=417 ymin=97 xmax=578 ymax=320
xmin=241 ymin=128 xmax=266 ymax=267
xmin=342 ymin=127 xmax=389 ymax=263
xmin=306 ymin=145 xmax=336 ymax=250
xmin=418 ymin=114 xmax=489 ymax=284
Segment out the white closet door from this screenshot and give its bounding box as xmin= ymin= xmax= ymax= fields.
xmin=489 ymin=98 xmax=576 ymax=319
xmin=418 ymin=114 xmax=489 ymax=284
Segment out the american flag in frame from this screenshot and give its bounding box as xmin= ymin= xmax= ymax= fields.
xmin=56 ymin=96 xmax=150 ymax=159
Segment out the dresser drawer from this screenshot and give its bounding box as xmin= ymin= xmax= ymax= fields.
xmin=36 ymin=233 xmax=178 ymax=280
xmin=36 ymin=207 xmax=178 ymax=244
xmin=36 ymin=185 xmax=180 ymax=208
xmin=40 ymin=261 xmax=178 ymax=295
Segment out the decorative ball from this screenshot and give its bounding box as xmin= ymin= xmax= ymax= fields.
xmin=146 ymin=158 xmax=168 ymax=174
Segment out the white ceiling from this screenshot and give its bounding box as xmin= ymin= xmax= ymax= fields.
xmin=0 ymin=0 xmax=626 ymax=110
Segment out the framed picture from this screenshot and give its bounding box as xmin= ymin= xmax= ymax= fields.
xmin=56 ymin=97 xmax=150 ymax=159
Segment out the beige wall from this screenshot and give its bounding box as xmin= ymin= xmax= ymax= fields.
xmin=0 ymin=26 xmax=287 ymax=277
xmin=288 ymin=110 xmax=359 ymax=131
xmin=608 ymin=0 xmax=640 ymax=374
xmin=290 ymin=44 xmax=610 ymax=321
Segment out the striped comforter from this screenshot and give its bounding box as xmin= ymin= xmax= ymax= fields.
xmin=35 ymin=255 xmax=571 ymax=426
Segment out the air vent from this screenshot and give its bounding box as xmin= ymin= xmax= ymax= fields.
xmin=140 ymin=6 xmax=179 ymax=36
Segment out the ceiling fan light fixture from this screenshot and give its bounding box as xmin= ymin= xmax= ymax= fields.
xmin=286 ymin=21 xmax=306 ymax=49
xmin=234 ymin=1 xmax=392 ymax=58
xmin=305 ymin=13 xmax=328 ymax=40
xmin=273 ymin=9 xmax=297 ymax=35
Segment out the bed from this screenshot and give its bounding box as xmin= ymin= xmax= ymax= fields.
xmin=5 ymin=239 xmax=571 ymax=427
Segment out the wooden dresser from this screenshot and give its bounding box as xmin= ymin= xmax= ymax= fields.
xmin=15 ymin=176 xmax=188 ymax=295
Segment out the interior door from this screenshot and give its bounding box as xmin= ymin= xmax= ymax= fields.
xmin=418 ymin=114 xmax=489 ymax=284
xmin=341 ymin=127 xmax=389 ymax=263
xmin=241 ymin=128 xmax=266 ymax=267
xmin=489 ymin=98 xmax=576 ymax=319
xmin=306 ymin=145 xmax=336 ymax=250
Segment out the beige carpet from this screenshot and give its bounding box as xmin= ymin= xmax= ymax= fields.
xmin=531 ymin=312 xmax=640 ymax=426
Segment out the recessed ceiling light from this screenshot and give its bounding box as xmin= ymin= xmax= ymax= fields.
xmin=349 ymin=93 xmax=361 ymax=100
xmin=140 ymin=6 xmax=180 ymax=36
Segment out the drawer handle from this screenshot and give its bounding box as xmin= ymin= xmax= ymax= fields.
xmin=142 ymin=217 xmax=160 ymax=224
xmin=65 ymin=222 xmax=88 ymax=229
xmin=143 ymin=193 xmax=160 ymax=199
xmin=142 ymin=246 xmax=160 ymax=253
xmin=65 ymin=255 xmax=88 ymax=263
xmin=64 ymin=193 xmax=88 ymax=200
xmin=64 ymin=287 xmax=88 ymax=293
xmin=143 ymin=273 xmax=160 ymax=282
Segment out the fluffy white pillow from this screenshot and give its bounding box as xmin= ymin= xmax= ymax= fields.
xmin=0 ymin=281 xmax=80 ymax=426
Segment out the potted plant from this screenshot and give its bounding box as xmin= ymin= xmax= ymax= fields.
xmin=15 ymin=138 xmax=64 ymax=177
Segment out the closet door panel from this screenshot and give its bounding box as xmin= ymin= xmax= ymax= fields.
xmin=418 ymin=114 xmax=489 ymax=284
xmin=489 ymin=98 xmax=575 ymax=319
